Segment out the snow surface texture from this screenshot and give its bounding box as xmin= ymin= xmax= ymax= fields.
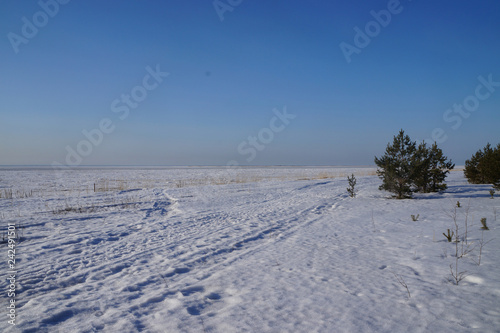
xmin=0 ymin=167 xmax=499 ymax=332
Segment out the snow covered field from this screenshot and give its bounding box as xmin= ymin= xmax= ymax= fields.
xmin=1 ymin=167 xmax=499 ymax=332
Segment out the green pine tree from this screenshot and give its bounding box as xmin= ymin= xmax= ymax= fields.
xmin=412 ymin=142 xmax=431 ymax=193
xmin=464 ymin=143 xmax=500 ymax=190
xmin=465 ymin=144 xmax=489 ymax=184
xmin=347 ymin=174 xmax=357 ymax=198
xmin=481 ymin=143 xmax=500 ymax=190
xmin=376 ymin=131 xmax=453 ymax=198
xmin=375 ymin=130 xmax=416 ymax=199
xmin=410 ymin=142 xmax=454 ymax=193
xmin=428 ymin=142 xmax=455 ymax=192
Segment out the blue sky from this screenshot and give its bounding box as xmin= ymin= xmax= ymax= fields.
xmin=1 ymin=0 xmax=499 ymax=166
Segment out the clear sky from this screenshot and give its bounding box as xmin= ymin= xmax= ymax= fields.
xmin=1 ymin=0 xmax=499 ymax=166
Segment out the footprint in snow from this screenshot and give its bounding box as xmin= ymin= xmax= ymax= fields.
xmin=180 ymin=286 xmax=205 ymax=297
xmin=206 ymin=292 xmax=222 ymax=300
xmin=186 ymin=304 xmax=204 ymax=316
xmin=163 ymin=267 xmax=190 ymax=278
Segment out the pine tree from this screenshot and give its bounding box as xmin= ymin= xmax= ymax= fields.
xmin=347 ymin=174 xmax=357 ymax=198
xmin=376 ymin=131 xmax=453 ymax=198
xmin=412 ymin=142 xmax=431 ymax=193
xmin=409 ymin=142 xmax=453 ymax=193
xmin=480 ymin=143 xmax=500 ymax=190
xmin=465 ymin=144 xmax=488 ymax=184
xmin=428 ymin=142 xmax=455 ymax=192
xmin=464 ymin=143 xmax=500 ymax=189
xmin=375 ymin=130 xmax=416 ymax=199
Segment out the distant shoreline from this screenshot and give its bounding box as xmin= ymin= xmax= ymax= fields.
xmin=0 ymin=165 xmax=379 ymax=171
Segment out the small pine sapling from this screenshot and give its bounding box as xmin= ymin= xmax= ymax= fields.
xmin=411 ymin=214 xmax=419 ymax=221
xmin=456 ymin=201 xmax=461 ymax=208
xmin=490 ymin=189 xmax=495 ymax=199
xmin=480 ymin=218 xmax=489 ymax=230
xmin=347 ymin=174 xmax=357 ymax=198
xmin=443 ymin=229 xmax=454 ymax=242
